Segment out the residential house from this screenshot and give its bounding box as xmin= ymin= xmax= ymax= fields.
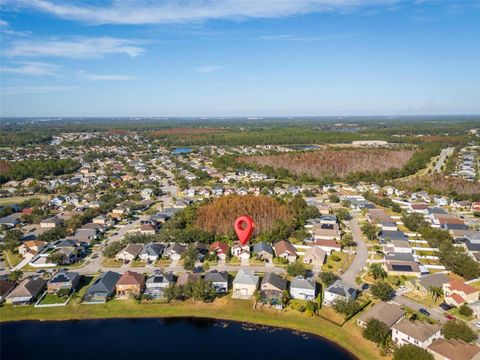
xmin=0 ymin=279 xmax=15 ymax=303
xmin=313 ymin=240 xmax=342 ymax=255
xmin=139 ymin=223 xmax=157 ymax=235
xmin=47 ymin=269 xmax=80 ymax=294
xmin=138 ymin=243 xmax=164 ymax=262
xmin=164 ymin=243 xmax=187 ymax=261
xmin=273 ymin=240 xmax=297 ymax=263
xmin=115 ymin=244 xmax=143 ymax=263
xmin=210 ymin=241 xmax=229 ymax=261
xmin=303 ymin=247 xmax=326 ymax=266
xmin=0 ymin=213 xmax=22 ymax=228
xmin=443 ymin=280 xmax=480 ymax=307
xmin=144 ymin=271 xmax=175 ymax=299
xmin=205 ymin=270 xmax=229 ymax=293
xmin=290 ymin=276 xmax=316 ymax=301
xmin=40 ymin=216 xmax=64 ymax=229
xmin=357 ymin=301 xmax=405 ymax=328
xmin=231 ymin=241 xmax=250 ymax=260
xmin=385 ymin=260 xmax=422 ymax=278
xmin=323 ymin=280 xmax=357 ymax=306
xmin=252 ymin=242 xmax=274 ymax=263
xmin=6 ymin=277 xmax=46 ymax=305
xmin=392 ymin=319 xmax=442 ymax=348
xmin=407 ymin=273 xmax=450 ymax=298
xmin=83 ymin=271 xmax=121 ymax=303
xmin=19 ymin=240 xmax=46 ymax=260
xmin=116 ymin=271 xmax=145 ymax=299
xmin=176 ymin=272 xmax=201 ymax=286
xmin=260 ymin=272 xmax=287 ymax=308
xmin=428 ymin=338 xmax=480 ymax=360
xmin=232 ymin=269 xmax=259 ymax=299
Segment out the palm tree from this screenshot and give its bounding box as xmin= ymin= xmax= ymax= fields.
xmin=8 ymin=270 xmax=23 ymax=283
xmin=369 ymin=263 xmax=387 ymax=280
xmin=428 ymin=286 xmax=443 ymax=302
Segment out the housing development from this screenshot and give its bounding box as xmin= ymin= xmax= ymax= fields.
xmin=1 ymin=119 xmax=480 ymax=360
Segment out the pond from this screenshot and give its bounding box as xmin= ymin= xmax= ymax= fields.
xmin=172 ymin=147 xmax=193 ymax=154
xmin=1 ymin=318 xmax=356 ymax=360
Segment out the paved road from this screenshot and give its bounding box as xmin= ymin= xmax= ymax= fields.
xmin=392 ymin=294 xmax=446 ymax=324
xmin=340 ymin=218 xmax=367 ymax=286
xmin=434 ymin=147 xmax=454 ymax=173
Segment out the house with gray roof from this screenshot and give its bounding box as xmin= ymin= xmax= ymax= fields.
xmin=139 ymin=243 xmax=165 ymax=262
xmin=232 ymin=269 xmax=259 ymax=299
xmin=6 ymin=276 xmax=46 ymax=305
xmin=260 ymin=272 xmax=287 ymax=308
xmin=323 ymin=280 xmax=357 ymax=305
xmin=144 ymin=271 xmax=174 ymax=299
xmin=392 ymin=319 xmax=441 ymax=348
xmin=252 ymin=242 xmax=274 ymax=263
xmin=164 ymin=243 xmax=187 ymax=261
xmin=0 ymin=213 xmax=22 ymax=228
xmin=290 ymin=276 xmax=316 ymax=301
xmin=47 ymin=269 xmax=80 ymax=294
xmin=205 ymin=270 xmax=229 ymax=293
xmin=407 ymin=273 xmax=450 ymax=297
xmin=357 ymin=301 xmax=405 ymax=328
xmin=83 ymin=271 xmax=121 ymax=303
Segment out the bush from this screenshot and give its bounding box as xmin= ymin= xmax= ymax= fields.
xmin=318 ymin=271 xmax=338 ymax=287
xmin=286 ymin=261 xmax=307 ymax=277
xmin=370 ymin=281 xmax=395 ymax=301
xmin=56 ymin=288 xmax=71 ymax=298
xmin=363 ymin=318 xmax=391 ymax=345
xmin=459 ymin=305 xmax=473 ymax=317
xmin=330 ymin=254 xmax=341 ymax=262
xmin=393 ymin=344 xmax=433 ymax=360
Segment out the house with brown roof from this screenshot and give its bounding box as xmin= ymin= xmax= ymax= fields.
xmin=407 ymin=273 xmax=450 ymax=298
xmin=176 ymin=272 xmax=201 ymax=286
xmin=0 ymin=279 xmax=15 ymax=303
xmin=18 ymin=240 xmax=46 ymax=259
xmin=392 ymin=319 xmax=442 ymax=348
xmin=139 ymin=223 xmax=157 ymax=235
xmin=357 ymin=301 xmax=405 ymax=328
xmin=115 ymin=271 xmax=145 ymax=299
xmin=443 ymin=280 xmax=479 ymax=307
xmin=303 ymin=247 xmax=326 ymax=266
xmin=313 ymin=239 xmax=342 ymax=255
xmin=273 ymin=240 xmax=297 ymax=263
xmin=6 ymin=276 xmax=47 ymax=305
xmin=115 ymin=244 xmax=143 ymax=263
xmin=209 ymin=241 xmax=229 ymax=261
xmin=427 ymin=338 xmax=480 ymax=360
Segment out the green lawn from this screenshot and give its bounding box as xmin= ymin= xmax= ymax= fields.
xmin=0 ymin=296 xmax=382 ymax=360
xmin=101 ymin=258 xmax=122 ymax=268
xmin=2 ymin=250 xmax=23 ymax=269
xmin=322 ymin=251 xmax=349 ymax=274
xmin=0 ymin=195 xmax=50 ymax=206
xmin=38 ymin=293 xmax=68 ymax=305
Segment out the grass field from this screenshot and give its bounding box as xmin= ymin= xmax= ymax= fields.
xmin=0 ymin=296 xmax=382 ymax=360
xmin=0 ymin=195 xmax=50 ymax=206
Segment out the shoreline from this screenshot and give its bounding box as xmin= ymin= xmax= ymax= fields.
xmin=2 ymin=316 xmax=357 ymax=358
xmin=0 ymin=298 xmax=382 ymax=360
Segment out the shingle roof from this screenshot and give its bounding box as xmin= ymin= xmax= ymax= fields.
xmin=392 ymin=319 xmax=441 ymax=342
xmin=205 ymin=270 xmax=228 ymax=283
xmin=358 ymin=301 xmax=405 ymax=328
xmin=428 ymin=339 xmax=480 ymax=360
xmin=261 ymin=272 xmax=287 ymax=291
xmin=290 ymin=276 xmax=315 ymax=291
xmin=233 ymin=269 xmax=259 ymax=286
xmin=86 ymin=271 xmax=121 ymax=294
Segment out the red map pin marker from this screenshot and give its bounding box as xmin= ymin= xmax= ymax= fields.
xmin=234 ymin=215 xmax=254 ymax=245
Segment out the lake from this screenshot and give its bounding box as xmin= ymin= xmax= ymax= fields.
xmin=1 ymin=318 xmax=355 ymax=360
xmin=172 ymin=147 xmax=192 ymax=154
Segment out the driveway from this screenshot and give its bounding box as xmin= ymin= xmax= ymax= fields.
xmin=391 ymin=294 xmax=446 ymax=324
xmin=340 ymin=218 xmax=367 ymax=287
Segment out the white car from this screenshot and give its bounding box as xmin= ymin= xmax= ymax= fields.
xmin=398 ymin=285 xmax=407 ymax=291
xmin=475 ymin=322 xmax=480 ymax=328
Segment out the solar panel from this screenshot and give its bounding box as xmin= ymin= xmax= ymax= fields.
xmin=391 ymin=265 xmax=413 ymax=272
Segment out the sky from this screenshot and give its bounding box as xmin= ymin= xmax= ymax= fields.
xmin=0 ymin=0 xmax=479 ymax=117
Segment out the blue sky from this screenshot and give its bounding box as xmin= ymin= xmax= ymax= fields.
xmin=1 ymin=0 xmax=479 ymax=117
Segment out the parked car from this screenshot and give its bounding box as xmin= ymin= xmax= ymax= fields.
xmin=361 ymin=283 xmax=369 ymax=290
xmin=398 ymin=285 xmax=407 ymax=291
xmin=419 ymin=308 xmax=430 ymax=316
xmin=445 ymin=313 xmax=456 ymax=321
xmin=475 ymin=322 xmax=480 ymax=328
xmin=439 ymin=302 xmax=454 ymax=311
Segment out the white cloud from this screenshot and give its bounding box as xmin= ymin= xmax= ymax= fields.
xmin=194 ymin=65 xmax=224 ymax=73
xmin=0 ymin=61 xmax=59 ymax=76
xmin=5 ymin=37 xmax=145 ymax=59
xmin=77 ymin=70 xmax=136 ymax=81
xmin=260 ymin=33 xmax=358 ymax=42
xmin=1 ymin=85 xmax=79 ymax=95
xmin=8 ymin=0 xmax=398 ymax=25
xmin=0 ymin=18 xmax=31 ymax=36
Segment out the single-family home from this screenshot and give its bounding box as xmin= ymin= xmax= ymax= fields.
xmin=209 ymin=241 xmax=229 ymax=261
xmin=47 ymin=269 xmax=80 ymax=294
xmin=407 ymin=273 xmax=450 ymax=298
xmin=83 ymin=271 xmax=121 ymax=303
xmin=273 ymin=240 xmax=297 ymax=263
xmin=231 ymin=241 xmax=250 ymax=260
xmin=313 ymin=240 xmax=342 ymax=255
xmin=205 ymin=270 xmax=229 ymax=293
xmin=252 ymin=242 xmax=274 ymax=263
xmin=163 ymin=243 xmax=187 ymax=261
xmin=116 ymin=271 xmax=145 ymax=299
xmin=0 ymin=279 xmax=16 ymax=303
xmin=443 ymin=280 xmax=480 ymax=307
xmin=139 ymin=223 xmax=157 ymax=235
xmin=427 ymin=338 xmax=480 ymax=360
xmin=385 ymin=260 xmax=422 ymax=278
xmin=138 ymin=243 xmax=164 ymax=262
xmin=6 ymin=276 xmax=46 ymax=305
xmin=176 ymin=272 xmax=201 ymax=286
xmin=323 ymin=280 xmax=357 ymax=306
xmin=19 ymin=240 xmax=46 ymax=259
xmin=144 ymin=271 xmax=175 ymax=299
xmin=232 ymin=269 xmax=259 ymax=299
xmin=303 ymin=247 xmax=326 ymax=266
xmin=392 ymin=319 xmax=442 ymax=348
xmin=115 ymin=244 xmax=143 ymax=263
xmin=260 ymin=272 xmax=287 ymax=308
xmin=357 ymin=301 xmax=405 ymax=328
xmin=290 ymin=276 xmax=316 ymax=301
xmin=40 ymin=216 xmax=64 ymax=229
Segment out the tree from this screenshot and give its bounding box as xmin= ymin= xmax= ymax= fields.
xmin=3 ymin=229 xmax=22 ymax=251
xmin=443 ymin=320 xmax=478 ymax=343
xmin=287 ymin=261 xmax=307 ymax=277
xmin=281 ymin=290 xmax=291 ymax=307
xmin=393 ymin=344 xmax=433 ymax=360
xmin=318 ymin=271 xmax=338 ymax=287
xmin=334 ymin=208 xmax=351 ymax=222
xmin=361 ymin=223 xmax=379 ymax=241
xmin=8 ymin=269 xmax=23 ymax=283
xmin=362 ymin=318 xmax=391 ymax=345
xmin=47 ymin=252 xmax=68 ymax=265
xmin=369 ymin=263 xmax=387 ymax=280
xmin=428 ymin=286 xmax=443 ymax=302
xmin=459 ymin=305 xmax=473 ymax=317
xmin=402 ymin=213 xmax=428 ymax=232
xmin=370 ymin=281 xmax=395 ymax=301
xmin=332 ymin=298 xmax=361 ymax=318
xmin=341 ymin=233 xmax=356 ymax=247
xmin=305 ymin=300 xmax=318 ymax=316
xmin=103 ymin=241 xmax=125 ymax=258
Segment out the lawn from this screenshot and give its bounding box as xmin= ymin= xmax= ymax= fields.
xmin=449 ymin=307 xmax=474 ymax=322
xmin=2 ymin=250 xmax=23 ymax=269
xmin=0 ymin=195 xmax=50 ymax=206
xmin=38 ymin=293 xmax=68 ymax=305
xmin=101 ymin=258 xmax=122 ymax=268
xmin=322 ymin=251 xmax=349 ymax=274
xmin=0 ymin=296 xmax=383 ymax=360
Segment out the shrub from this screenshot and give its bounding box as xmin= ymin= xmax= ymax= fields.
xmin=286 ymin=261 xmax=307 ymax=277
xmin=443 ymin=320 xmax=477 ymax=343
xmin=362 ymin=318 xmax=390 ymax=345
xmin=330 ymin=254 xmax=341 ymax=262
xmin=459 ymin=305 xmax=473 ymax=317
xmin=393 ymin=344 xmax=433 ymax=360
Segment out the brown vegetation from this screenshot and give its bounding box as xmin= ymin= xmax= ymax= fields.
xmin=240 ymin=149 xmax=416 ymax=178
xmin=151 ymin=128 xmax=224 ymax=136
xmin=398 ymin=174 xmax=480 ymax=196
xmin=194 ymin=195 xmax=292 ymax=236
